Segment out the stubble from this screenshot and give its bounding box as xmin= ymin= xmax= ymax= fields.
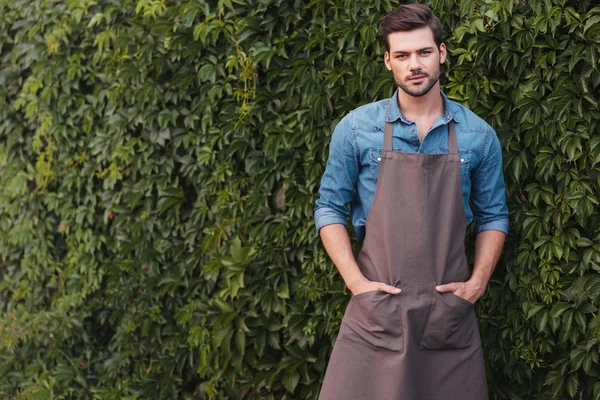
xmin=395 ymin=69 xmax=441 ymax=98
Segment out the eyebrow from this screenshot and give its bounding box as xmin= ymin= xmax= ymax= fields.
xmin=392 ymin=47 xmax=435 ymax=54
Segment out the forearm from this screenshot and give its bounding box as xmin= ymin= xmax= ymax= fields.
xmin=436 ymin=229 xmax=506 ymax=302
xmin=469 ymin=230 xmax=506 ymax=296
xmin=319 ymin=224 xmax=365 ymax=293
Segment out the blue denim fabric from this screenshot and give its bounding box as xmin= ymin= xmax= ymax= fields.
xmin=314 ymin=90 xmax=509 ymax=243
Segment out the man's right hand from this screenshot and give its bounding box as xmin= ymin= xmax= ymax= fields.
xmin=350 ymin=279 xmax=402 ymax=296
xmin=319 ymin=224 xmax=402 ymax=297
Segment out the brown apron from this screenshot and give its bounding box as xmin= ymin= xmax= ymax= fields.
xmin=319 ymin=102 xmax=488 ymax=400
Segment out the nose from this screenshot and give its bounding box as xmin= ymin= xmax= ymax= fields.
xmin=408 ymin=54 xmax=421 ymax=71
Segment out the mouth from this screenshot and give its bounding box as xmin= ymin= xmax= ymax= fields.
xmin=408 ymin=75 xmax=427 ymax=81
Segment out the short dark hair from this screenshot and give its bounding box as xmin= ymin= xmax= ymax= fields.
xmin=379 ymin=4 xmax=443 ymax=51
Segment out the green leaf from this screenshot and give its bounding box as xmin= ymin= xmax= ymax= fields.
xmin=235 ymin=329 xmax=245 ymax=358
xmin=199 ymin=64 xmax=216 ymax=82
xmin=566 ymin=373 xmax=579 ymax=398
xmin=230 ymin=237 xmax=243 ymax=262
xmin=577 ymin=237 xmax=594 ymax=247
xmin=276 ymin=284 xmax=290 ymax=299
xmin=537 ymin=309 xmax=549 ymax=332
xmin=550 ymin=302 xmax=571 ymax=318
xmin=527 ymin=304 xmax=545 ymax=320
xmin=584 ymin=15 xmax=600 ymax=33
xmin=475 ymin=18 xmax=485 ymax=32
xmin=282 ymin=370 xmax=300 ymax=393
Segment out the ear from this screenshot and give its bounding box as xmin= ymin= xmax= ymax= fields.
xmin=384 ymin=51 xmax=392 ymax=71
xmin=439 ymin=43 xmax=447 ymax=64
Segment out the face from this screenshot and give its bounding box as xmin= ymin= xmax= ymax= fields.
xmin=384 ymin=27 xmax=446 ymax=97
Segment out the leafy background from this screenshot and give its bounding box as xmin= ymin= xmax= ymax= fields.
xmin=0 ymin=0 xmax=599 ymax=398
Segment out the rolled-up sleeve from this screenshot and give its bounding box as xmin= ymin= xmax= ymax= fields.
xmin=314 ymin=115 xmax=358 ymax=233
xmin=471 ymin=128 xmax=509 ymax=235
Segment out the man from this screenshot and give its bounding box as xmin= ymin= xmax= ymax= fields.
xmin=314 ymin=4 xmax=508 ymax=400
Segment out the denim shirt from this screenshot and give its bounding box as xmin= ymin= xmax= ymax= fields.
xmin=314 ymin=90 xmax=509 ymax=243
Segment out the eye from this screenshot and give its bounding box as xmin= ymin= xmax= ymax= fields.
xmin=396 ymin=54 xmax=407 ymax=59
xmin=420 ymin=51 xmax=432 ymax=56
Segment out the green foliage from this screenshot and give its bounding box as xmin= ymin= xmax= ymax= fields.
xmin=445 ymin=1 xmax=600 ymax=398
xmin=0 ymin=0 xmax=599 ymax=398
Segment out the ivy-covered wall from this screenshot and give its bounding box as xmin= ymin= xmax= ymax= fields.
xmin=0 ymin=0 xmax=599 ymax=398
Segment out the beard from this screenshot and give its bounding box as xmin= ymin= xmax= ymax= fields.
xmin=395 ymin=69 xmax=440 ymax=97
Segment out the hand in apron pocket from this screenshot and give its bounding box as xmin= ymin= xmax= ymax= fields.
xmin=338 ymin=290 xmax=403 ymax=352
xmin=419 ymin=287 xmax=477 ymax=350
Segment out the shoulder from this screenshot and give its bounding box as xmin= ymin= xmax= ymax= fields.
xmin=447 ymin=99 xmax=495 ymax=135
xmin=351 ymin=97 xmax=390 ymax=117
xmin=446 ymin=98 xmax=501 ymax=159
xmin=336 ymin=97 xmax=390 ymax=133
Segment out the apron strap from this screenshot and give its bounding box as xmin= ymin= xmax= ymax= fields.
xmin=448 ymin=120 xmax=457 ymax=155
xmin=384 ymin=100 xmax=393 ymax=152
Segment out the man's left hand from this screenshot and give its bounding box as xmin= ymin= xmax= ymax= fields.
xmin=435 ymin=280 xmax=484 ymax=304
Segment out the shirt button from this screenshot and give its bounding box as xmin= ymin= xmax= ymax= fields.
xmin=377 ymin=157 xmax=381 ymax=162
xmin=460 ymin=158 xmax=465 ymax=162
xmin=411 ymin=129 xmax=415 ymax=132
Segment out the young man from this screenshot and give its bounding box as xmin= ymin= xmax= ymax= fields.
xmin=315 ymin=4 xmax=508 ymax=399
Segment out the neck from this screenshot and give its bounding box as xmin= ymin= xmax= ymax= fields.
xmin=396 ymin=83 xmax=444 ymax=120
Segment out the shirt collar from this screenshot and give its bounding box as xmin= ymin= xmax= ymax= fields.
xmin=386 ymin=89 xmax=460 ymax=125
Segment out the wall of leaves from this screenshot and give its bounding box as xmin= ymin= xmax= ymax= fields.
xmin=0 ymin=0 xmax=599 ymax=398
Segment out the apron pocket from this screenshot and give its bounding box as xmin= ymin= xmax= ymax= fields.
xmin=338 ymin=290 xmax=403 ymax=352
xmin=419 ymin=290 xmax=476 ymax=350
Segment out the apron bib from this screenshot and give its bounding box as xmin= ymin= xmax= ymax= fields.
xmin=319 ymin=102 xmax=488 ymax=400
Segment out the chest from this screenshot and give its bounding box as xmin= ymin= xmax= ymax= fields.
xmin=354 ymin=124 xmax=478 ymax=187
xmin=414 ymin=118 xmax=438 ymax=142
